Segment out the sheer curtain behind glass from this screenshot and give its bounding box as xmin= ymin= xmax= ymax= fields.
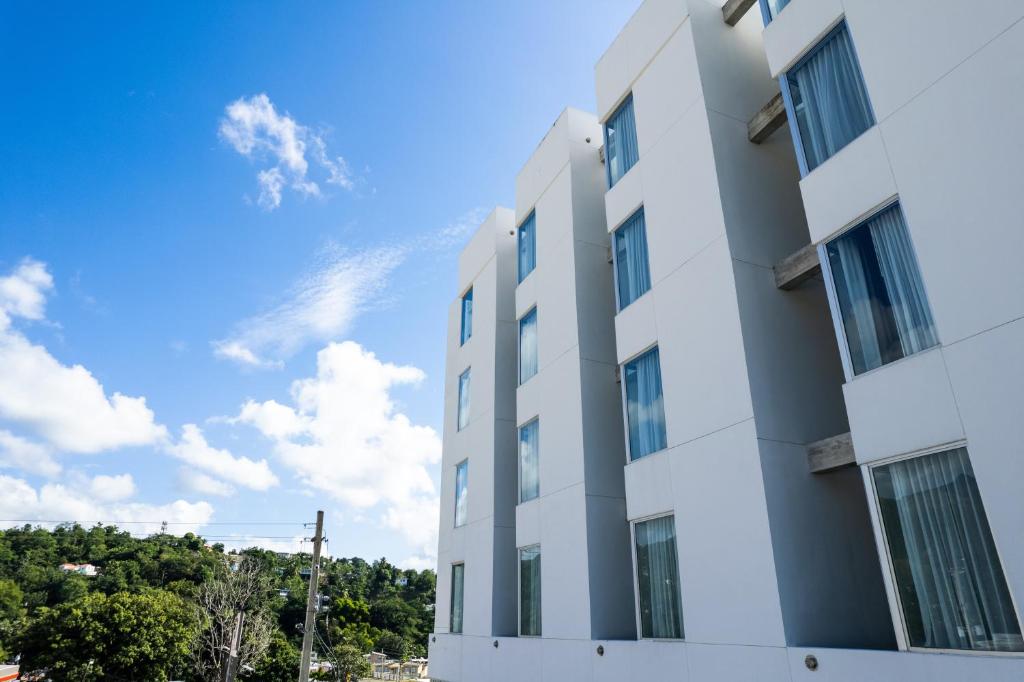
xmin=460 ymin=288 xmax=473 ymax=345
xmin=635 ymin=515 xmax=683 ymax=639
xmin=614 ymin=208 xmax=652 ymax=310
xmin=454 ymin=460 xmax=468 ymax=528
xmin=873 ymin=448 xmax=1023 ymax=652
xmin=519 ymin=420 xmax=540 ymax=503
xmin=519 ymin=546 xmax=542 ymax=636
xmin=457 ymin=369 xmax=471 ymax=430
xmin=624 ymin=347 xmax=667 ymax=460
xmin=605 ymin=96 xmax=639 ymax=187
xmin=450 ymin=564 xmax=465 ymax=634
xmin=518 ymin=212 xmax=536 ymax=282
xmin=519 ymin=308 xmax=538 ymax=384
xmin=764 ymin=0 xmax=790 ymax=19
xmin=788 ymin=23 xmax=874 ymax=171
xmin=826 ymin=204 xmax=937 ymax=375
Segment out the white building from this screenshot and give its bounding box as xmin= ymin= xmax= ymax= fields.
xmin=430 ymin=0 xmax=1024 ymax=680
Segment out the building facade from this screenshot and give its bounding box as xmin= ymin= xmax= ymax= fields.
xmin=430 ymin=0 xmax=1024 ymax=680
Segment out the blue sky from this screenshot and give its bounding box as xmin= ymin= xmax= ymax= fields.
xmin=0 ymin=1 xmax=641 ymax=568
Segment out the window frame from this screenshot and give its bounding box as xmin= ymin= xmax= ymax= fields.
xmin=779 ymin=19 xmax=876 ymax=178
xmin=449 ymin=562 xmax=465 ymax=635
xmin=517 ymin=210 xmax=537 ymax=284
xmin=518 ymin=306 xmax=538 ymax=386
xmin=619 ymin=343 xmax=668 ymax=463
xmin=517 ymin=417 xmax=540 ymax=505
xmin=863 ymin=441 xmax=1024 ymax=656
xmin=457 ymin=367 xmax=471 ymax=431
xmin=817 ymin=197 xmax=939 ymax=381
xmin=610 ymin=206 xmax=651 ymax=312
xmin=603 ymin=93 xmax=638 ymax=189
xmin=758 ymin=0 xmax=790 ymax=24
xmin=630 ymin=512 xmax=685 ymax=641
xmin=517 ymin=544 xmax=542 ymax=638
xmin=453 ymin=458 xmax=469 ymax=528
xmin=459 ymin=286 xmax=473 ymax=346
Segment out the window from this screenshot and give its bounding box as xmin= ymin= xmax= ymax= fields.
xmin=604 ymin=95 xmax=639 ymax=187
xmin=519 ymin=307 xmax=538 ymax=384
xmin=623 ymin=347 xmax=667 ymax=460
xmin=783 ymin=23 xmax=874 ymax=173
xmin=454 ymin=460 xmax=468 ymax=528
xmin=450 ymin=563 xmax=465 ymax=634
xmin=823 ymin=203 xmax=937 ymax=376
xmin=759 ymin=0 xmax=790 ymax=22
xmin=519 ymin=419 xmax=539 ymax=503
xmin=457 ymin=368 xmax=471 ymax=430
xmin=460 ymin=287 xmax=473 ymax=345
xmin=518 ymin=212 xmax=536 ymax=283
xmin=519 ymin=545 xmax=542 ymax=636
xmin=613 ymin=207 xmax=652 ymax=310
xmin=872 ymin=447 xmax=1023 ymax=652
xmin=634 ymin=515 xmax=683 ymax=639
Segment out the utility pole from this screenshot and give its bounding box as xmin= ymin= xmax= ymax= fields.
xmin=221 ymin=610 xmax=245 ymax=682
xmin=298 ymin=510 xmax=324 ymax=682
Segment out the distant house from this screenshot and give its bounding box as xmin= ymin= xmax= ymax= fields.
xmin=59 ymin=563 xmax=97 ymax=577
xmin=0 ymin=664 xmax=18 ymax=682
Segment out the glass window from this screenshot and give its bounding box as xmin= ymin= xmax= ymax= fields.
xmin=873 ymin=448 xmax=1023 ymax=652
xmin=613 ymin=207 xmax=652 ymax=310
xmin=518 ymin=212 xmax=536 ymax=283
xmin=519 ymin=307 xmax=538 ymax=384
xmin=519 ymin=545 xmax=542 ymax=637
xmin=519 ymin=419 xmax=540 ymax=503
xmin=457 ymin=369 xmax=471 ymax=430
xmin=454 ymin=460 xmax=468 ymax=528
xmin=825 ymin=203 xmax=937 ymax=376
xmin=604 ymin=95 xmax=639 ymax=187
xmin=450 ymin=563 xmax=465 ymax=634
xmin=785 ymin=23 xmax=874 ymax=173
xmin=460 ymin=288 xmax=473 ymax=345
xmin=760 ymin=0 xmax=790 ymax=21
xmin=635 ymin=515 xmax=683 ymax=639
xmin=624 ymin=347 xmax=667 ymax=460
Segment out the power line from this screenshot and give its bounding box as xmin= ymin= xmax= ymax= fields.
xmin=0 ymin=519 xmax=307 ymax=526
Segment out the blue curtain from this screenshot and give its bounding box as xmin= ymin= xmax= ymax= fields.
xmin=788 ymin=24 xmax=874 ymax=172
xmin=519 ymin=546 xmax=542 ymax=636
xmin=873 ymin=448 xmax=1023 ymax=652
xmin=826 ymin=204 xmax=937 ymax=375
xmin=519 ymin=420 xmax=540 ymax=502
xmin=450 ymin=564 xmax=465 ymax=634
xmin=518 ymin=212 xmax=536 ymax=282
xmin=624 ymin=347 xmax=667 ymax=460
xmin=454 ymin=460 xmax=468 ymax=527
xmin=605 ymin=95 xmax=639 ymax=187
xmin=614 ymin=208 xmax=652 ymax=309
xmin=635 ymin=515 xmax=683 ymax=639
xmin=460 ymin=288 xmax=473 ymax=345
xmin=519 ymin=308 xmax=538 ymax=384
xmin=457 ymin=369 xmax=471 ymax=430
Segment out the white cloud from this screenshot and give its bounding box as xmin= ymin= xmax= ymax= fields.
xmin=219 ymin=93 xmax=355 ymax=210
xmin=167 ymin=424 xmax=278 ymax=493
xmin=0 ymin=260 xmax=168 ymax=454
xmin=0 ymin=430 xmax=61 ymax=478
xmin=178 ymin=468 xmax=236 ymax=497
xmin=213 ymin=244 xmax=403 ymax=368
xmin=89 ymin=473 xmax=136 ymax=502
xmin=0 ymin=474 xmax=213 ymax=535
xmin=234 ymin=341 xmax=441 ymax=559
xmin=431 ymin=208 xmax=491 ymax=250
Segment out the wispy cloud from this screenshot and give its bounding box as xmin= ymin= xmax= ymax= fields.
xmin=219 ymin=93 xmax=356 ymax=210
xmin=166 ymin=424 xmax=278 ymax=495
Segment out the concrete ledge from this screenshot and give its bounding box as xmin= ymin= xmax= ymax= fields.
xmin=773 ymin=242 xmax=820 ymax=290
xmin=723 ymin=0 xmax=758 ymax=27
xmin=807 ymin=432 xmax=855 ymax=473
xmin=748 ymin=92 xmax=788 ymax=144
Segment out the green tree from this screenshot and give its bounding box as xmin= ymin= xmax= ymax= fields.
xmin=333 ymin=642 xmax=371 ymax=682
xmin=375 ymin=630 xmax=408 ymax=662
xmin=245 ymin=631 xmax=300 ymax=682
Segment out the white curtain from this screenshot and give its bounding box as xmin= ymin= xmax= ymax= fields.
xmin=869 ymin=207 xmax=938 ymax=357
xmin=519 ymin=546 xmax=542 ymax=636
xmin=454 ymin=460 xmax=468 ymax=528
xmin=458 ymin=370 xmax=471 ymax=430
xmin=519 ymin=420 xmax=540 ymax=503
xmin=790 ymin=24 xmax=874 ymax=171
xmin=460 ymin=288 xmax=473 ymax=345
xmin=829 ymin=233 xmax=882 ymax=373
xmin=606 ymin=96 xmax=639 ymax=186
xmin=615 ymin=208 xmax=652 ymax=309
xmin=450 ymin=564 xmax=465 ymax=634
xmin=875 ymin=448 xmax=1023 ymax=652
xmin=518 ymin=212 xmax=536 ymax=282
xmin=626 ymin=347 xmax=667 ymax=460
xmin=519 ymin=309 xmax=538 ymax=384
xmin=636 ymin=515 xmax=683 ymax=639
